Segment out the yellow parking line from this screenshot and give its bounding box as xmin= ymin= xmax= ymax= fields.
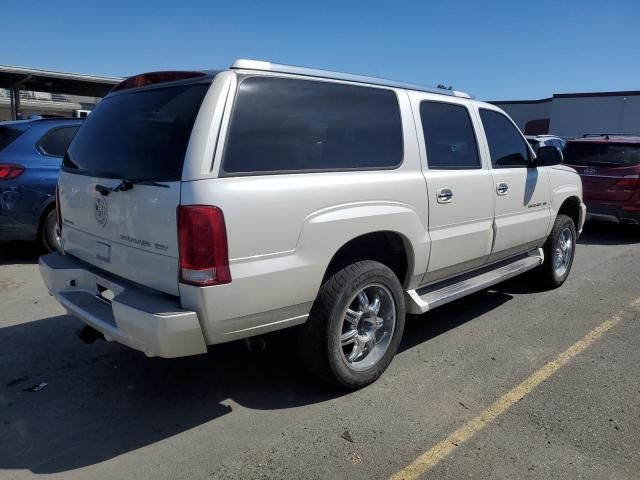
xmin=390 ymin=297 xmax=640 ymax=480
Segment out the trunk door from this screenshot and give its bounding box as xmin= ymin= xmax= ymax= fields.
xmin=59 ymin=173 xmax=181 ymax=295
xmin=576 ymin=165 xmax=637 ymax=202
xmin=58 ymin=81 xmax=211 ymax=296
xmin=565 ymin=142 xmax=640 ymax=203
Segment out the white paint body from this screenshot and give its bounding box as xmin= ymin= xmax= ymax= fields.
xmin=40 ymin=66 xmax=586 ymax=358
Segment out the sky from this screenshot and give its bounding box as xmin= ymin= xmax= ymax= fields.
xmin=2 ymin=0 xmax=639 ymax=100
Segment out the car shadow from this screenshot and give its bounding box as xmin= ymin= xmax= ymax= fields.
xmin=523 ymin=167 xmax=538 ymax=206
xmin=0 ymin=287 xmax=514 ymax=474
xmin=400 ymin=289 xmax=513 ymax=352
xmin=578 ymin=221 xmax=639 ymax=246
xmin=0 ymin=241 xmax=43 ymax=266
xmin=0 ymin=314 xmax=337 ymax=474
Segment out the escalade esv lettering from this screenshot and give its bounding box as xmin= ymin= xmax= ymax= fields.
xmin=39 ymin=60 xmax=586 ymax=390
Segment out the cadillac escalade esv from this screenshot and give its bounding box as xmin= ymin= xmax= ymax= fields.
xmin=39 ymin=60 xmax=586 ymax=389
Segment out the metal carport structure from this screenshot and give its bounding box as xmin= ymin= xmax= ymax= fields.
xmin=0 ymin=65 xmax=122 ymax=120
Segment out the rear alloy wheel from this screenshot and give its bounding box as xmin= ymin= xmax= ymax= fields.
xmin=299 ymin=261 xmax=405 ymax=389
xmin=40 ymin=210 xmax=62 ymax=254
xmin=340 ymin=284 xmax=396 ymax=371
xmin=538 ymin=214 xmax=576 ymax=288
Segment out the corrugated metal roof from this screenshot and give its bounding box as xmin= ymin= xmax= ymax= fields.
xmin=0 ymin=65 xmax=122 ymax=97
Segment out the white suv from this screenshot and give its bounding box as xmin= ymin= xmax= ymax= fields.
xmin=40 ymin=60 xmax=586 ymax=389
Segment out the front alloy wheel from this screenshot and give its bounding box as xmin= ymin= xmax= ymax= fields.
xmin=538 ymin=213 xmax=576 ymax=288
xmin=552 ymin=227 xmax=573 ymax=278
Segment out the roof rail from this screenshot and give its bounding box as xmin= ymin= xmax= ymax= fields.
xmin=583 ymin=133 xmax=640 ymax=138
xmin=230 ymin=59 xmax=472 ymax=99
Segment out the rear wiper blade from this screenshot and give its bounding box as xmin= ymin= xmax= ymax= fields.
xmin=95 ymin=179 xmax=169 ymax=196
xmin=115 ymin=179 xmax=170 ymax=191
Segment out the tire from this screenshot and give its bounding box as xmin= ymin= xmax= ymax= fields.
xmin=537 ymin=214 xmax=576 ymax=289
xmin=40 ymin=209 xmax=62 ymax=254
xmin=299 ymin=260 xmax=405 ymax=390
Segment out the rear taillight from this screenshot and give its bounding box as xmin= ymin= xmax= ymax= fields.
xmin=111 ymin=71 xmax=206 ymax=92
xmin=616 ymin=175 xmax=640 ymax=189
xmin=0 ymin=164 xmax=25 ymax=180
xmin=177 ymin=206 xmax=231 ymax=286
xmin=55 ymin=185 xmax=62 ymax=235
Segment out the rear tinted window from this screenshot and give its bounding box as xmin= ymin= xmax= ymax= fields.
xmin=38 ymin=126 xmax=79 ymax=157
xmin=63 ymin=84 xmax=209 ymax=181
xmin=0 ymin=124 xmax=28 ymax=151
xmin=564 ymin=143 xmax=640 ymax=167
xmin=222 ymin=76 xmax=403 ymax=174
xmin=420 ymin=101 xmax=480 ymax=169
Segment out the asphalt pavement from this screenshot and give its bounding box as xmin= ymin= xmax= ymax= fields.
xmin=0 ymin=221 xmax=638 ymax=480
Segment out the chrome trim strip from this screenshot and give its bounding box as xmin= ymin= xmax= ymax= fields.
xmin=579 ymin=174 xmax=639 ymax=179
xmin=223 ymin=314 xmax=310 ymax=336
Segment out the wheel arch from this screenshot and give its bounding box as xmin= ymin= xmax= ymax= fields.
xmin=36 ymin=196 xmax=56 ymax=238
xmin=557 ymin=195 xmax=582 ymax=230
xmin=548 ymin=179 xmax=584 ymax=236
xmin=321 ymin=230 xmax=415 ymax=287
xmin=298 ymin=202 xmax=429 ymax=291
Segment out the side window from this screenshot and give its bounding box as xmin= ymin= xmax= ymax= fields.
xmin=222 ymin=76 xmax=403 ymax=174
xmin=479 ymin=109 xmax=531 ymax=168
xmin=38 ymin=126 xmax=79 ymax=157
xmin=420 ymin=101 xmax=480 ymax=169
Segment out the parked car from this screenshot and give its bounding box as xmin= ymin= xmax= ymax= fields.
xmin=39 ymin=60 xmax=585 ymax=389
xmin=526 ymin=135 xmax=566 ymax=154
xmin=0 ymin=117 xmax=83 ymax=251
xmin=564 ymin=134 xmax=640 ymax=225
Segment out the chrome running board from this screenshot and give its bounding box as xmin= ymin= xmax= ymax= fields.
xmin=405 ymin=248 xmax=544 ymax=314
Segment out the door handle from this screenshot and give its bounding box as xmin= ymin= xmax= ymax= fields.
xmin=496 ymin=183 xmax=509 ymax=195
xmin=436 ymin=188 xmax=454 ymax=203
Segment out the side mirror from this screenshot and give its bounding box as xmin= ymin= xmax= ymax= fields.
xmin=535 ymin=145 xmax=563 ymax=166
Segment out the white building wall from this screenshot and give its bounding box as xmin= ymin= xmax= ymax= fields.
xmin=492 ymin=101 xmax=552 ymax=131
xmin=491 ymin=92 xmax=640 ymax=139
xmin=549 ymin=95 xmax=640 ymax=137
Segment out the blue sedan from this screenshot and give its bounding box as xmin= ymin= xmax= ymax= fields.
xmin=0 ymin=117 xmax=83 ymax=252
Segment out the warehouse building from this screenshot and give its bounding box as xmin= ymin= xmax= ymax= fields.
xmin=0 ymin=65 xmax=120 ymax=121
xmin=492 ymin=90 xmax=640 ymax=138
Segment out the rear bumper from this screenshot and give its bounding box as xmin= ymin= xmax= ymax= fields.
xmin=39 ymin=253 xmax=207 ymax=358
xmin=586 ymin=203 xmax=640 ymax=225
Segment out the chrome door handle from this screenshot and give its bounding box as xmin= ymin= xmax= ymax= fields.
xmin=436 ymin=188 xmax=454 ymax=203
xmin=496 ymin=183 xmax=509 ymax=195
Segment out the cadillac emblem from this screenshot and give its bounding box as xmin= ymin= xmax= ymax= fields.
xmin=94 ymin=197 xmax=108 ymax=226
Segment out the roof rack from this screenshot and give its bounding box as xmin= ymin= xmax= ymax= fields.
xmin=583 ymin=133 xmax=640 ymax=138
xmin=230 ymin=59 xmax=472 ymax=99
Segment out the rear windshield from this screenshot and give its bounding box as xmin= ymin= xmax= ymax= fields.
xmin=564 ymin=142 xmax=640 ymax=167
xmin=0 ymin=124 xmax=29 ymax=151
xmin=63 ymin=83 xmax=209 ymax=181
